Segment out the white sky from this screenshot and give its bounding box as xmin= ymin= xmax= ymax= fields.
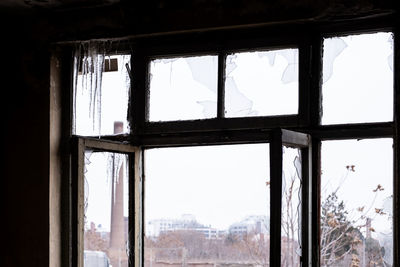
xmin=79 ymin=32 xmax=394 ymax=242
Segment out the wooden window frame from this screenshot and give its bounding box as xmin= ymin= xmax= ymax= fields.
xmin=71 ymin=138 xmax=138 ymax=267
xmin=270 ymin=129 xmax=311 ymax=266
xmin=59 ymin=15 xmax=399 ymax=267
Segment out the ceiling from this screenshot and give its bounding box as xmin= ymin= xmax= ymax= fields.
xmin=0 ymin=0 xmax=119 ymax=10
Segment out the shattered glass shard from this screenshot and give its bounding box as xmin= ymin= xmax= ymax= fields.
xmin=322 ymin=32 xmax=393 ymax=125
xmin=149 ymin=55 xmax=218 ymax=121
xmin=281 ymin=146 xmax=302 ymax=266
xmin=186 ymin=56 xmax=218 ymax=93
xmin=322 ymin=37 xmax=347 ymax=84
xmin=278 ymin=49 xmax=298 ymax=84
xmin=224 ymin=76 xmax=257 ymax=117
xmin=225 ymin=49 xmax=298 ymax=118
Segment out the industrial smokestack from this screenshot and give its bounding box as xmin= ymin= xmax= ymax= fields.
xmin=109 ymin=121 xmax=128 ymax=267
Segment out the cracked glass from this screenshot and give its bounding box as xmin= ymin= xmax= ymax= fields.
xmin=149 ymin=55 xmax=218 ymax=121
xmin=322 ymin=32 xmax=393 ymax=125
xmin=224 ymin=49 xmax=298 ymax=118
xmin=281 ymin=146 xmax=302 ymax=266
xmin=84 ymin=151 xmax=130 ymax=267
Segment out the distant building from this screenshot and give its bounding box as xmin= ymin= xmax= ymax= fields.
xmin=229 ymin=215 xmax=269 ymax=236
xmin=96 ymin=224 xmax=110 ymax=242
xmin=146 ymin=214 xmax=226 ymax=239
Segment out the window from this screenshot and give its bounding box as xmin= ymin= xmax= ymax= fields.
xmin=321 ymin=32 xmax=393 ymax=124
xmin=149 ymin=55 xmax=218 ymax=121
xmin=83 ymin=151 xmax=130 ymax=266
xmin=67 ymin=26 xmax=398 ymax=267
xmin=73 ymin=51 xmax=131 ymax=136
xmin=224 ymin=48 xmax=299 ymax=117
xmin=144 ymin=144 xmax=270 ymax=266
xmin=72 ymin=138 xmax=136 ymax=267
xmin=320 ymin=139 xmax=393 ymax=266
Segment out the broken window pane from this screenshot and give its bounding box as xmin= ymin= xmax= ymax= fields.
xmin=149 ymin=55 xmax=218 ymax=121
xmin=224 ymin=49 xmax=298 ymax=118
xmin=73 ymin=48 xmax=131 ymax=136
xmin=144 ymin=144 xmax=270 ymax=267
xmin=84 ymin=151 xmax=130 ymax=267
xmin=322 ymin=32 xmax=393 ymax=125
xmin=321 ymin=139 xmax=393 ymax=266
xmin=281 ymin=146 xmax=302 ymax=266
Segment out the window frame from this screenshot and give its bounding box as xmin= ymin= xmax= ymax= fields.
xmin=63 ymin=17 xmax=399 ymax=267
xmin=270 ymin=129 xmax=311 ymax=266
xmin=135 ymin=36 xmax=308 ymax=135
xmin=71 ymin=137 xmax=138 ymax=267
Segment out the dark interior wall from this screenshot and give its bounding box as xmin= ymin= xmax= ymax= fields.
xmin=1 ymin=19 xmax=50 ymax=267
xmin=0 ymin=1 xmax=397 ymax=266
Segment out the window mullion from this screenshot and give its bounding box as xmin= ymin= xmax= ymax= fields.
xmin=71 ymin=137 xmax=85 ymax=267
xmin=310 ymin=34 xmax=323 ymax=267
xmin=393 ymin=28 xmax=400 ymax=267
xmin=310 ymin=35 xmax=323 ymax=128
xmin=270 ymin=129 xmax=283 ymax=266
xmin=131 ymin=47 xmax=148 ymax=135
xmin=300 ymin=146 xmax=311 ymax=267
xmin=298 ymin=41 xmax=312 ymax=125
xmin=133 ymin=148 xmax=144 ymax=267
xmin=217 ymin=52 xmax=226 ymax=118
xmin=311 ymin=139 xmax=321 ymax=267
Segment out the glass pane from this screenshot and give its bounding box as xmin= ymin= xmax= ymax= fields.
xmin=322 ymin=32 xmax=393 ymax=124
xmin=149 ymin=55 xmax=218 ymax=121
xmin=74 ymin=55 xmax=131 ymax=136
xmin=224 ymin=48 xmax=298 ymax=118
xmin=281 ymin=146 xmax=302 ymax=266
xmin=321 ymin=139 xmax=393 ymax=266
xmin=84 ymin=151 xmax=130 ymax=267
xmin=144 ymin=144 xmax=270 ymax=267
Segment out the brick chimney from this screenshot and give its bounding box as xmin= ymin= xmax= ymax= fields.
xmin=109 ymin=121 xmax=128 ymax=267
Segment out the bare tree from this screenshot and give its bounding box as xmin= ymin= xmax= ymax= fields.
xmin=320 ymin=179 xmax=390 ymax=267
